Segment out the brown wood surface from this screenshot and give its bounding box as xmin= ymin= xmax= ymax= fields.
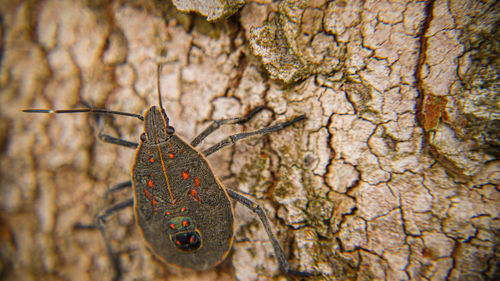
xmin=0 ymin=1 xmax=498 ymax=281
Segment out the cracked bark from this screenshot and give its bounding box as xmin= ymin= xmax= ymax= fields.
xmin=0 ymin=1 xmax=498 ymax=281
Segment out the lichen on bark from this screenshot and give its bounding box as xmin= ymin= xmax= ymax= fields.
xmin=172 ymin=0 xmax=245 ymax=21
xmin=247 ymin=0 xmax=346 ymax=83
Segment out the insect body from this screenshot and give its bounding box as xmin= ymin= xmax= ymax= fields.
xmin=24 ymin=65 xmax=313 ymax=278
xmin=133 ymin=106 xmax=233 ymax=270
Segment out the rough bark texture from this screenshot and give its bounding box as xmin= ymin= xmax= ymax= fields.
xmin=0 ymin=1 xmax=498 ymax=281
xmin=172 ymin=0 xmax=245 ymax=21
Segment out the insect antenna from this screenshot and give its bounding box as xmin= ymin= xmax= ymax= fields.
xmin=23 ymin=108 xmax=144 ymax=121
xmin=156 ymin=63 xmax=175 ymax=135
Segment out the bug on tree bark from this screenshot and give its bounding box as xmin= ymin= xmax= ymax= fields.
xmin=24 ymin=64 xmax=314 ymax=280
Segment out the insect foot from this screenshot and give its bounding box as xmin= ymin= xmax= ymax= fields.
xmin=23 ymin=64 xmax=317 ymax=279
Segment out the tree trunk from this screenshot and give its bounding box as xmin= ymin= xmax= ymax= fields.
xmin=0 ymin=0 xmax=498 ymax=281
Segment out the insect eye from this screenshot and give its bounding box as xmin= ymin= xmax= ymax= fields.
xmin=140 ymin=133 xmax=147 ymax=142
xmin=166 ymin=126 xmax=175 ymax=135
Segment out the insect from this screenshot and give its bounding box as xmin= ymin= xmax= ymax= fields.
xmin=24 ymin=64 xmax=311 ymax=279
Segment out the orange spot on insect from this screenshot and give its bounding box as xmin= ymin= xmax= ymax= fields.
xmin=182 ymin=171 xmax=189 ymax=180
xmin=182 ymin=219 xmax=189 ymax=227
xmin=143 ymin=188 xmax=151 ymax=199
xmin=168 ymin=153 xmax=174 ymax=159
xmin=150 ymin=158 xmax=155 ymax=163
xmin=169 ymin=223 xmax=175 ymax=229
xmin=176 ymin=240 xmax=181 ymax=245
xmin=190 ymin=189 xmax=198 ymax=197
xmin=165 ymin=211 xmax=171 ymax=215
xmin=152 ymin=197 xmax=158 ymax=205
xmin=181 ymin=207 xmax=186 ymax=212
xmin=194 ymin=176 xmax=200 ymax=187
xmin=190 ymin=236 xmax=195 ymax=243
xmin=148 ymin=179 xmax=154 ymax=187
xmin=179 ymin=149 xmax=183 ymax=154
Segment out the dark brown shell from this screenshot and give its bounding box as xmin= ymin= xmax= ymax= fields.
xmin=131 ymin=107 xmax=234 ymax=270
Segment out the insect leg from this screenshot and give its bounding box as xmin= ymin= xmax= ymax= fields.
xmin=97 ymin=198 xmax=134 ymax=281
xmin=190 ymin=106 xmax=267 ymax=147
xmin=202 ymin=114 xmax=306 ymax=156
xmin=93 ymin=109 xmax=138 ymax=149
xmin=99 ymin=132 xmax=138 ymax=149
xmin=98 ymin=198 xmax=134 ymax=223
xmin=105 ymin=180 xmax=132 ymax=198
xmin=225 ymin=189 xmax=314 ymax=276
xmin=23 ymin=108 xmax=140 ymax=148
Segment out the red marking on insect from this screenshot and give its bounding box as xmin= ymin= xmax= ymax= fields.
xmin=165 ymin=211 xmax=171 ymax=215
xmin=150 ymin=158 xmax=155 ymax=163
xmin=190 ymin=189 xmax=198 ymax=197
xmin=148 ymin=179 xmax=154 ymax=187
xmin=194 ymin=176 xmax=200 ymax=187
xmin=152 ymin=197 xmax=158 ymax=205
xmin=176 ymin=240 xmax=181 ymax=245
xmin=190 ymin=236 xmax=195 ymax=243
xmin=189 ymin=189 xmax=202 ymax=202
xmin=143 ymin=188 xmax=151 ymax=199
xmin=181 ymin=207 xmax=186 ymax=212
xmin=179 ymin=149 xmax=183 ymax=154
xmin=182 ymin=171 xmax=189 ymax=180
xmin=168 ymin=153 xmax=174 ymax=159
xmin=169 ymin=223 xmax=175 ymax=229
xmin=182 ymin=219 xmax=189 ymax=227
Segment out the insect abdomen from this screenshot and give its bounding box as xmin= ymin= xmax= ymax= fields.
xmin=132 ymin=135 xmax=234 ymax=270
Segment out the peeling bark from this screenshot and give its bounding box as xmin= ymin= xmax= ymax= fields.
xmin=172 ymin=0 xmax=245 ymax=21
xmin=0 ymin=1 xmax=498 ymax=281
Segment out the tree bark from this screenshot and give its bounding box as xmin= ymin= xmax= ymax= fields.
xmin=0 ymin=1 xmax=498 ymax=281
